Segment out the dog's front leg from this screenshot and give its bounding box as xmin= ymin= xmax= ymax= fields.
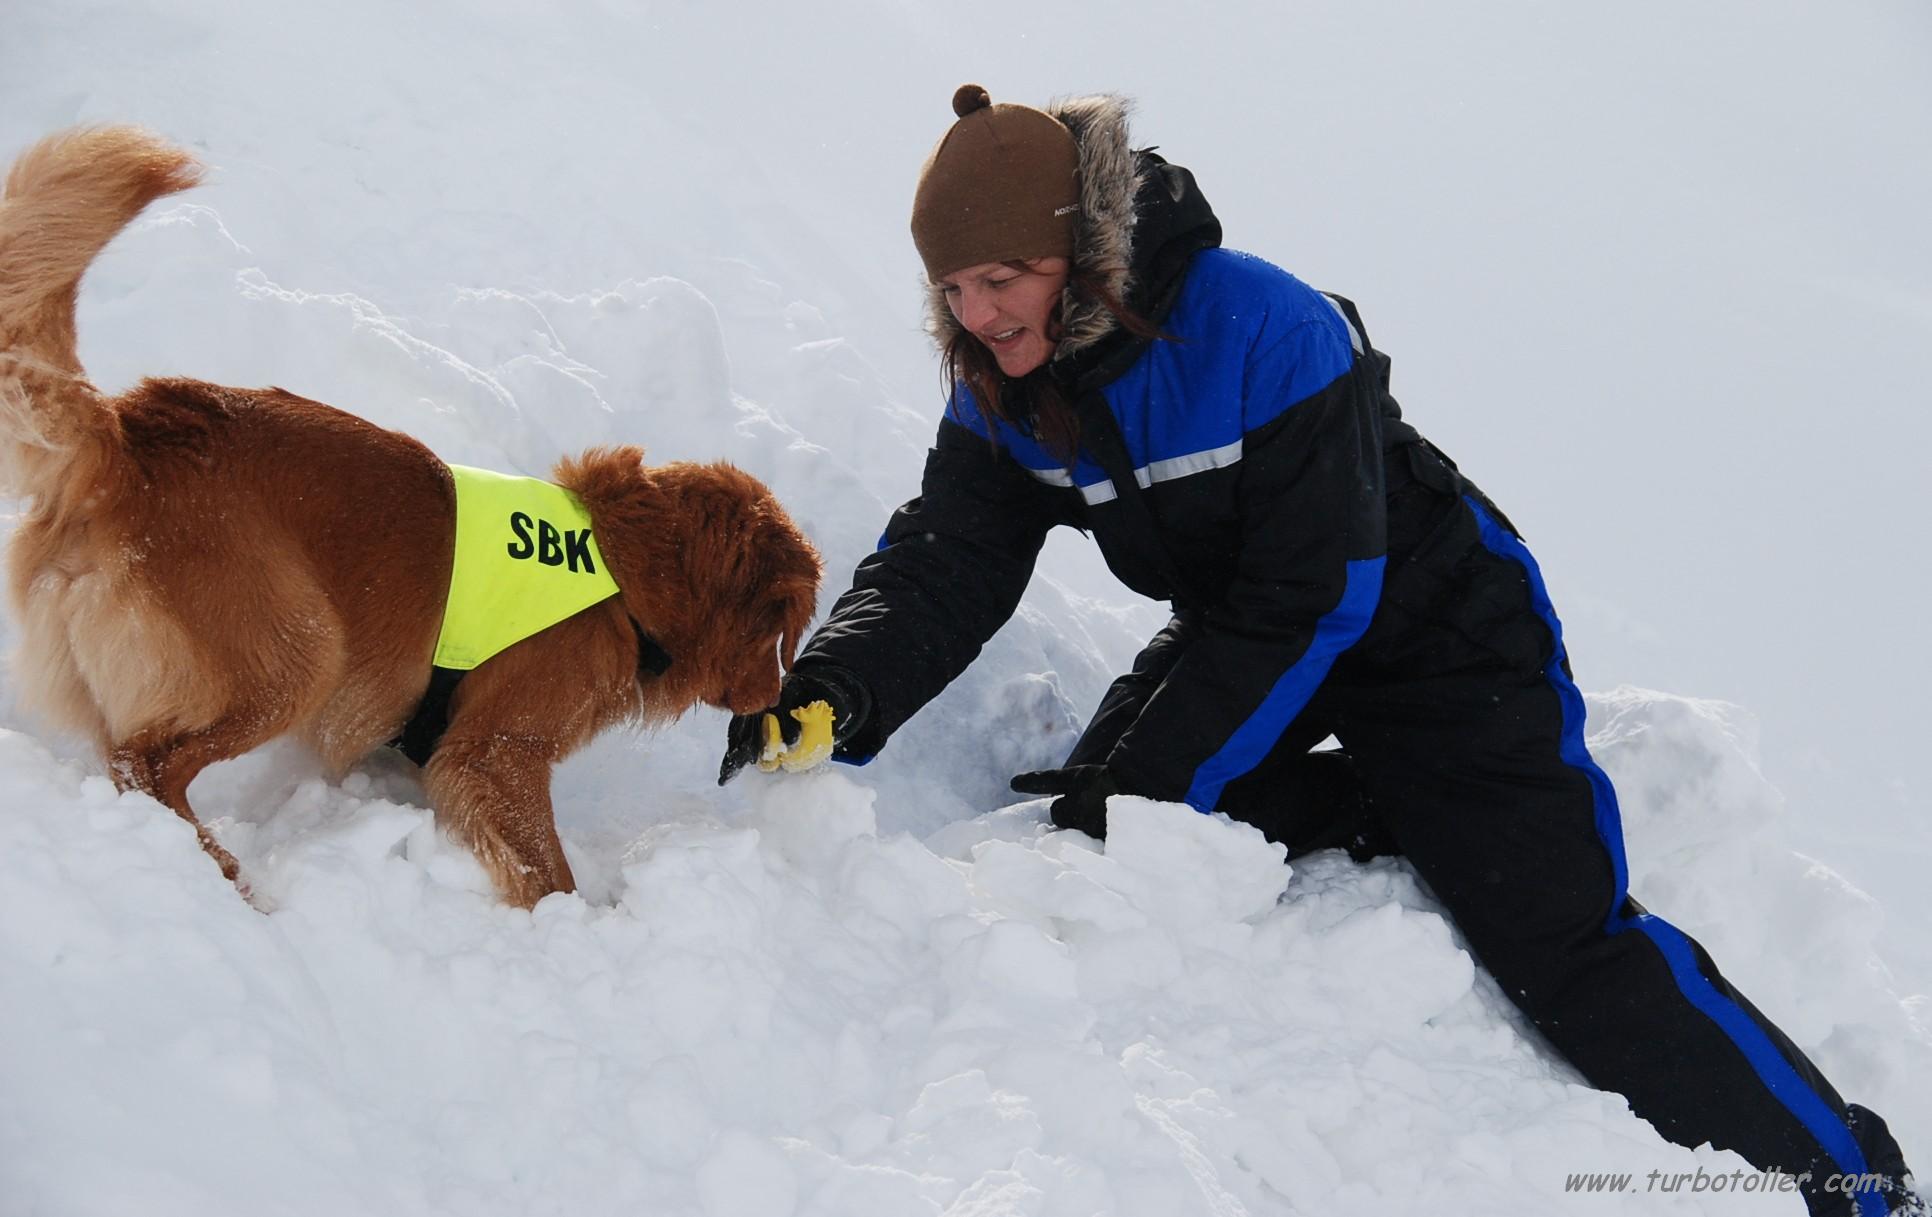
xmin=419 ymin=608 xmax=637 ymax=908
xmin=424 ymin=734 xmax=576 ymax=908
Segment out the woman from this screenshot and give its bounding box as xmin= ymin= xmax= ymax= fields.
xmin=720 ymin=85 xmax=1919 ymax=1215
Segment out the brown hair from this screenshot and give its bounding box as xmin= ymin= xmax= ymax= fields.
xmin=941 ymin=263 xmax=1164 ymax=465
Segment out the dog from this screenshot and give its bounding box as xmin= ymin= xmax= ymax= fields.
xmin=0 ymin=126 xmax=821 ymax=908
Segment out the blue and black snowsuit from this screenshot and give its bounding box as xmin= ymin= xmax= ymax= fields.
xmin=794 ymin=102 xmax=1917 ymax=1214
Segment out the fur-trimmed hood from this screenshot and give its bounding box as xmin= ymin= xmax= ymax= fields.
xmin=921 ymin=93 xmax=1149 ymax=364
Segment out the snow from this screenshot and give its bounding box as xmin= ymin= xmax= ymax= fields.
xmin=4 ymin=691 xmax=1921 ymax=1214
xmin=3 ymin=1 xmax=1928 ymax=1213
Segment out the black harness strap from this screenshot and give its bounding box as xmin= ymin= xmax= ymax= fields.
xmin=387 ymin=616 xmax=673 ymax=767
xmin=392 ymin=665 xmax=466 ymax=768
xmin=633 ymin=619 xmax=673 ymax=676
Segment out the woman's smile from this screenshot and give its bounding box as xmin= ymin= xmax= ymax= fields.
xmin=940 ymin=256 xmax=1070 ymax=377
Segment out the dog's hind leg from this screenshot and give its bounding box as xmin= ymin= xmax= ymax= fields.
xmin=109 ymin=704 xmax=299 ymax=894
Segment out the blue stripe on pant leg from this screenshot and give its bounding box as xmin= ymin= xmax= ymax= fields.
xmin=1465 ymin=496 xmax=1880 ymax=1212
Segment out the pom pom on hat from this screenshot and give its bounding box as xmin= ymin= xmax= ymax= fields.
xmin=952 ymin=84 xmax=992 ymax=117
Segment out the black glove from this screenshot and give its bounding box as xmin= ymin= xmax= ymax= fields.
xmin=718 ymin=668 xmax=865 ymax=785
xmin=1009 ymin=764 xmax=1122 ymax=839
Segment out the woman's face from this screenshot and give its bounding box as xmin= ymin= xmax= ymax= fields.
xmin=939 ymin=256 xmax=1070 ymax=378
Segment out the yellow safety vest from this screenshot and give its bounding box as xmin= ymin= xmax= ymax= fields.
xmin=431 ymin=464 xmax=621 ymax=670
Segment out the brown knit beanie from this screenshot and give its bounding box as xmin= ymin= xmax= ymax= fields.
xmin=910 ymin=84 xmax=1081 ymax=282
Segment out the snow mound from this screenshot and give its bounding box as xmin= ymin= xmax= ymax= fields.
xmin=2 ymin=684 xmax=1921 ymax=1215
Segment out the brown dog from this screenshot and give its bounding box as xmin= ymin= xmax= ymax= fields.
xmin=0 ymin=126 xmax=820 ymax=907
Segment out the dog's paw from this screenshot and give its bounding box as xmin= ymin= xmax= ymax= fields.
xmin=236 ymin=875 xmax=279 ymax=914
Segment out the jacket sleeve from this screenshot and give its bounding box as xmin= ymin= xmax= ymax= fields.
xmin=1105 ymin=317 xmax=1387 ymax=810
xmin=795 ymin=412 xmax=1067 ymax=762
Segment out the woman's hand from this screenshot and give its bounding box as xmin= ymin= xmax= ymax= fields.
xmin=718 ymin=671 xmax=854 ymax=784
xmin=1009 ymin=764 xmax=1122 ymax=838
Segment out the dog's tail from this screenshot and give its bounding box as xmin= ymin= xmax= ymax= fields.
xmin=0 ymin=126 xmax=202 ymax=475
